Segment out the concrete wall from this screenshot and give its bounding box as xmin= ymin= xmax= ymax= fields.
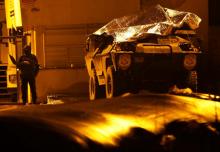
xmin=20 ymin=0 xmax=140 ymax=99
xmin=22 ymin=0 xmax=140 ymax=26
xmin=0 ymin=7 xmax=8 ymax=64
xmin=36 ymin=68 xmax=89 ymax=101
xmin=21 ymin=0 xmax=140 ymax=65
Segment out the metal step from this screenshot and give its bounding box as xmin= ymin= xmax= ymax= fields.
xmin=0 ymin=71 xmax=6 ymax=75
xmin=0 ymin=65 xmax=7 ymax=85
xmin=0 ymin=93 xmax=11 ymax=98
xmin=0 ymin=81 xmax=7 ymax=87
xmin=0 ymin=83 xmax=7 ymax=88
xmin=0 ymin=96 xmax=11 ymax=99
xmin=0 ymin=78 xmax=7 ymax=81
xmin=0 ymin=65 xmax=17 ymax=103
xmin=0 ymin=92 xmax=17 ymax=103
xmin=0 ymin=65 xmax=7 ymax=70
xmin=0 ymin=89 xmax=8 ymax=93
xmin=0 ymin=98 xmax=18 ymax=104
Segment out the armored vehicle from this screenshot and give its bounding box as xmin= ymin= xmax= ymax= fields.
xmin=85 ymin=5 xmax=202 ymax=100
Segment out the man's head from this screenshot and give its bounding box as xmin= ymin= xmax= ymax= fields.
xmin=23 ymin=45 xmax=31 ymax=55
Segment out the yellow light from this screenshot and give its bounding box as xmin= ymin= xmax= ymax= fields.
xmin=67 ymin=94 xmax=220 ymax=147
xmin=72 ymin=136 xmax=88 ymax=148
xmin=74 ymin=113 xmax=158 ymax=146
xmin=170 ymin=95 xmax=220 ymax=122
xmin=5 ymin=0 xmax=22 ymax=29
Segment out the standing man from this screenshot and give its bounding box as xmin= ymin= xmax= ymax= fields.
xmin=18 ymin=45 xmax=39 ymax=105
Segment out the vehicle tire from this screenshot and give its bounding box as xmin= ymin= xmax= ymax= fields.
xmin=89 ymin=69 xmax=103 ymax=100
xmin=105 ymin=66 xmax=117 ymax=99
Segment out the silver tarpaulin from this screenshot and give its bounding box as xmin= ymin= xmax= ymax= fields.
xmin=94 ymin=5 xmax=201 ymax=42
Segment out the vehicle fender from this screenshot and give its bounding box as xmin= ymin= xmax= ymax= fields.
xmin=87 ymin=61 xmax=95 ymax=77
xmin=104 ymin=55 xmax=116 ymax=77
xmin=111 ymin=53 xmax=117 ymax=71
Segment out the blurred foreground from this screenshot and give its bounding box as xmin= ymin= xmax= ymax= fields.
xmin=0 ymin=92 xmax=220 ymax=152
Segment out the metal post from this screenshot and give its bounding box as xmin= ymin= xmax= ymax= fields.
xmin=15 ymin=38 xmax=22 ymax=104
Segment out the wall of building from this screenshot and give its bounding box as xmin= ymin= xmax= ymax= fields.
xmin=22 ymin=0 xmax=139 ymax=26
xmin=21 ymin=0 xmax=140 ymax=99
xmin=36 ymin=68 xmax=88 ymax=101
xmin=0 ymin=6 xmax=8 ymax=64
xmin=21 ymin=0 xmax=140 ymax=66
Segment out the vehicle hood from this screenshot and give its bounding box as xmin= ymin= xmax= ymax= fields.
xmin=93 ymin=5 xmax=201 ymax=42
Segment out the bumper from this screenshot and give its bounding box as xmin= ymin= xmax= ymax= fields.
xmin=116 ymin=53 xmax=200 ymax=85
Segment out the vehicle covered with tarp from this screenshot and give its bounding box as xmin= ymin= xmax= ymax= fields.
xmin=85 ymin=5 xmax=202 ymax=100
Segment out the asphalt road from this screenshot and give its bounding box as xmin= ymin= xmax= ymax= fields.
xmin=0 ymin=91 xmax=220 ymax=151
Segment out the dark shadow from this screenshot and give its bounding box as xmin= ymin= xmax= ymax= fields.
xmin=114 ymin=127 xmax=164 ymax=152
xmin=42 ymin=82 xmax=89 ymax=103
xmin=54 ymin=82 xmax=89 ymax=99
xmin=160 ymin=119 xmax=220 ymax=152
xmin=1 ymin=115 xmax=220 ymax=152
xmin=0 ymin=116 xmax=88 ymax=152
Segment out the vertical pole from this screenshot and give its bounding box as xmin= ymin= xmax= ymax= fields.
xmin=215 ymin=100 xmax=218 ymax=123
xmin=15 ymin=37 xmax=22 ymax=104
xmin=42 ymin=31 xmax=46 ymax=68
xmin=27 ymin=84 xmax=31 ymax=103
xmin=25 ymin=31 xmax=32 ymax=104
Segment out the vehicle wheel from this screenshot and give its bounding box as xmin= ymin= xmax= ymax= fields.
xmin=89 ymin=69 xmax=103 ymax=100
xmin=105 ymin=66 xmax=117 ymax=99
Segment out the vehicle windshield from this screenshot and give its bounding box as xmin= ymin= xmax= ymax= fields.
xmin=94 ymin=5 xmax=201 ymax=42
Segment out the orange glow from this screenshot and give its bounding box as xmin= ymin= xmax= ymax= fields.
xmin=173 ymin=95 xmax=220 ymax=122
xmin=72 ymin=135 xmax=88 ymax=148
xmin=195 ymin=93 xmax=220 ymax=100
xmin=74 ymin=113 xmax=163 ymax=146
xmin=0 ymin=106 xmax=18 ymax=112
xmin=70 ymin=95 xmax=220 ymax=146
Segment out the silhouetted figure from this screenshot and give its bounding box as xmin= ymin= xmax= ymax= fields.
xmin=18 ymin=45 xmax=39 ymax=104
